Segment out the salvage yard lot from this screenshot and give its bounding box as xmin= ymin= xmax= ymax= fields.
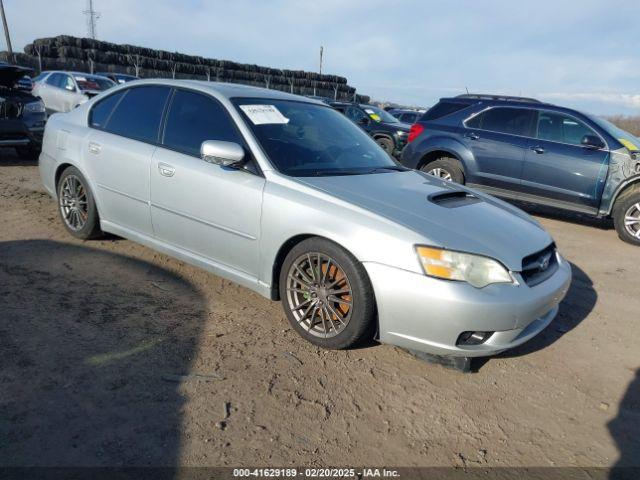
xmin=0 ymin=149 xmax=638 ymax=468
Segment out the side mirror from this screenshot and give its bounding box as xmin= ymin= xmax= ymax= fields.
xmin=201 ymin=140 xmax=245 ymax=167
xmin=581 ymin=134 xmax=604 ymax=150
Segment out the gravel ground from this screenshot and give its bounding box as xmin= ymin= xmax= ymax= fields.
xmin=0 ymin=149 xmax=638 ymax=468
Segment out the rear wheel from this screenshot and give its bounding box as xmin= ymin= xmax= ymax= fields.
xmin=421 ymin=157 xmax=465 ymax=184
xmin=279 ymin=237 xmax=376 ymax=350
xmin=613 ymin=186 xmax=640 ymax=246
xmin=57 ymin=166 xmax=103 ymax=239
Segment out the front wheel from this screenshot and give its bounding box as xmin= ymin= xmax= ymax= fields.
xmin=375 ymin=136 xmax=395 ymax=157
xmin=613 ymin=186 xmax=640 ymax=246
xmin=279 ymin=238 xmax=376 ymax=350
xmin=57 ymin=166 xmax=103 ymax=239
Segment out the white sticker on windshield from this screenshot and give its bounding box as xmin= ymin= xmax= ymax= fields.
xmin=74 ymin=76 xmax=87 ymax=81
xmin=240 ymin=104 xmax=289 ymax=125
xmin=364 ymin=109 xmax=375 ymax=114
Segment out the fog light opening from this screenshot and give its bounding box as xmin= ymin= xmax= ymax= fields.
xmin=457 ymin=331 xmax=494 ymax=346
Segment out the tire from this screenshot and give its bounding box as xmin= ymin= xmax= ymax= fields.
xmin=421 ymin=157 xmax=465 ymax=184
xmin=16 ymin=145 xmax=41 ymax=159
xmin=612 ymin=185 xmax=640 ymax=246
xmin=374 ymin=136 xmax=395 ymax=157
xmin=279 ymin=237 xmax=376 ymax=350
xmin=57 ymin=166 xmax=103 ymax=240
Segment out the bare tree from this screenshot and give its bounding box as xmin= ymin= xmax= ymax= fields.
xmin=205 ymin=66 xmax=211 ymax=81
xmin=126 ymin=53 xmax=141 ymax=77
xmin=264 ymin=74 xmax=272 ymax=89
xmin=33 ymin=44 xmax=43 ymax=73
xmin=170 ymin=62 xmax=177 ymax=79
xmin=87 ymin=51 xmax=95 ymax=74
xmin=287 ymin=76 xmax=295 ymax=94
xmin=333 ymin=83 xmax=339 ymax=100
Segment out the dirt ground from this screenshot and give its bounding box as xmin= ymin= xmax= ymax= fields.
xmin=0 ymin=148 xmax=638 ymax=469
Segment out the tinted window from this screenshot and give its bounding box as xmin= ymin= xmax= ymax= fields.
xmin=46 ymin=73 xmax=62 ymax=87
xmin=61 ymin=75 xmax=75 ymax=91
xmin=105 ymin=86 xmax=171 ymax=143
xmin=422 ymin=101 xmax=471 ymax=121
xmin=466 ymin=107 xmax=535 ymax=136
xmin=537 ymin=111 xmax=595 ymax=145
xmin=345 ymin=106 xmax=366 ymax=123
xmin=89 ymin=91 xmax=126 ymax=129
xmin=163 ymin=89 xmax=242 ymax=156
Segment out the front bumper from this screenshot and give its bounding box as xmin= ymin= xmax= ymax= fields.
xmin=0 ymin=116 xmax=45 ymax=147
xmin=364 ymin=257 xmax=572 ymax=357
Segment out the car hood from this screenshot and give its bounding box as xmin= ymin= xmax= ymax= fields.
xmin=297 ymin=170 xmax=552 ymax=271
xmin=382 ymin=121 xmax=412 ymax=132
xmin=0 ymin=64 xmax=33 ymax=89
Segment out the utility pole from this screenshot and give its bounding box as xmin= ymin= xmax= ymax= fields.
xmin=319 ymin=46 xmax=323 ymax=75
xmin=0 ymin=0 xmax=14 ymax=63
xmin=84 ymin=0 xmax=100 ymax=39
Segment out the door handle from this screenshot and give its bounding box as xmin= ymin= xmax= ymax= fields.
xmin=530 ymin=146 xmax=545 ymax=154
xmin=158 ymin=163 xmax=175 ymax=177
xmin=465 ymin=132 xmax=480 ymax=140
xmin=88 ymin=141 xmax=101 ymax=154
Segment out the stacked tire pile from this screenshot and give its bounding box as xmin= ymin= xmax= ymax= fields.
xmin=2 ymin=35 xmax=369 ymax=102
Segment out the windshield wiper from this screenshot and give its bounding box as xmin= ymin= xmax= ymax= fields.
xmin=367 ymin=166 xmax=409 ymax=173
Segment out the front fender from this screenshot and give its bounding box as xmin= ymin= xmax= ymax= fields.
xmin=599 ymin=147 xmax=640 ymax=215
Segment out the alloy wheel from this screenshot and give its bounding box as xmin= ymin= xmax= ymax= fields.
xmin=59 ymin=175 xmax=88 ymax=231
xmin=285 ymin=252 xmax=353 ymax=338
xmin=427 ymin=167 xmax=453 ymax=181
xmin=624 ymin=202 xmax=640 ymax=239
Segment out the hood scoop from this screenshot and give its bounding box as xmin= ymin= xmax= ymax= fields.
xmin=428 ymin=190 xmax=482 ymax=208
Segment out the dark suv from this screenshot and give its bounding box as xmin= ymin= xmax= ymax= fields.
xmin=401 ymin=94 xmax=640 ymax=245
xmin=330 ymin=102 xmax=411 ymax=157
xmin=0 ymin=64 xmax=47 ymax=158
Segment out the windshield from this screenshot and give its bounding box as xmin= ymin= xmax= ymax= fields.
xmin=362 ymin=105 xmax=399 ymax=123
xmin=74 ymin=75 xmax=115 ymax=91
xmin=588 ymin=114 xmax=640 ymax=151
xmin=232 ymin=98 xmax=404 ymax=177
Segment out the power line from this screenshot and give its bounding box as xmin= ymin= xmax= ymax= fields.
xmin=83 ymin=0 xmax=100 ymax=39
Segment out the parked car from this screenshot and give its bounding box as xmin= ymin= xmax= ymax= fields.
xmin=95 ymin=72 xmax=139 ymax=84
xmin=401 ymin=94 xmax=640 ymax=245
xmin=32 ymin=71 xmax=116 ymax=113
xmin=0 ymin=64 xmax=47 ymax=158
xmin=330 ymin=102 xmax=411 ymax=157
xmin=39 ymin=80 xmax=571 ymax=362
xmin=388 ymin=109 xmax=425 ymax=124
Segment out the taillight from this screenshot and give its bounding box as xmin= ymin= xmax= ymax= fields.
xmin=407 ymin=123 xmax=424 ymax=143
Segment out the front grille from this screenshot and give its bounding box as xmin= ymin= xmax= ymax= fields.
xmin=521 ymin=243 xmax=558 ymax=286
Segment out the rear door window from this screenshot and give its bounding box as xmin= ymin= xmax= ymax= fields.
xmin=466 ymin=107 xmax=536 ymax=137
xmin=162 ymin=89 xmax=242 ymax=156
xmin=345 ymin=106 xmax=366 ymax=123
xmin=46 ymin=73 xmax=62 ymax=87
xmin=104 ymin=86 xmax=171 ymax=143
xmin=536 ymin=111 xmax=595 ymax=145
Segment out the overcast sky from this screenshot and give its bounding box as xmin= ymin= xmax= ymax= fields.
xmin=5 ymin=0 xmax=640 ymax=114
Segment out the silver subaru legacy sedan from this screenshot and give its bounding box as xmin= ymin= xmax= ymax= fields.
xmin=39 ymin=80 xmax=571 ymax=359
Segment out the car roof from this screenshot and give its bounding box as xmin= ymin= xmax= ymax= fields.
xmin=122 ymin=79 xmax=325 ymax=104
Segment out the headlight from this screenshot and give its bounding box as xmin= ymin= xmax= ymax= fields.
xmin=416 ymin=246 xmax=513 ymax=288
xmin=24 ymin=100 xmax=45 ymax=113
xmin=396 ymin=130 xmax=408 ymax=136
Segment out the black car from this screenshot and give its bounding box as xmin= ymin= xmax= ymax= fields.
xmin=387 ymin=109 xmax=425 ymax=124
xmin=330 ymin=102 xmax=411 ymax=157
xmin=0 ymin=64 xmax=47 ymax=158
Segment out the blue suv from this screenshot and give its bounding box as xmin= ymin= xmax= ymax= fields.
xmin=401 ymin=94 xmax=640 ymax=245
